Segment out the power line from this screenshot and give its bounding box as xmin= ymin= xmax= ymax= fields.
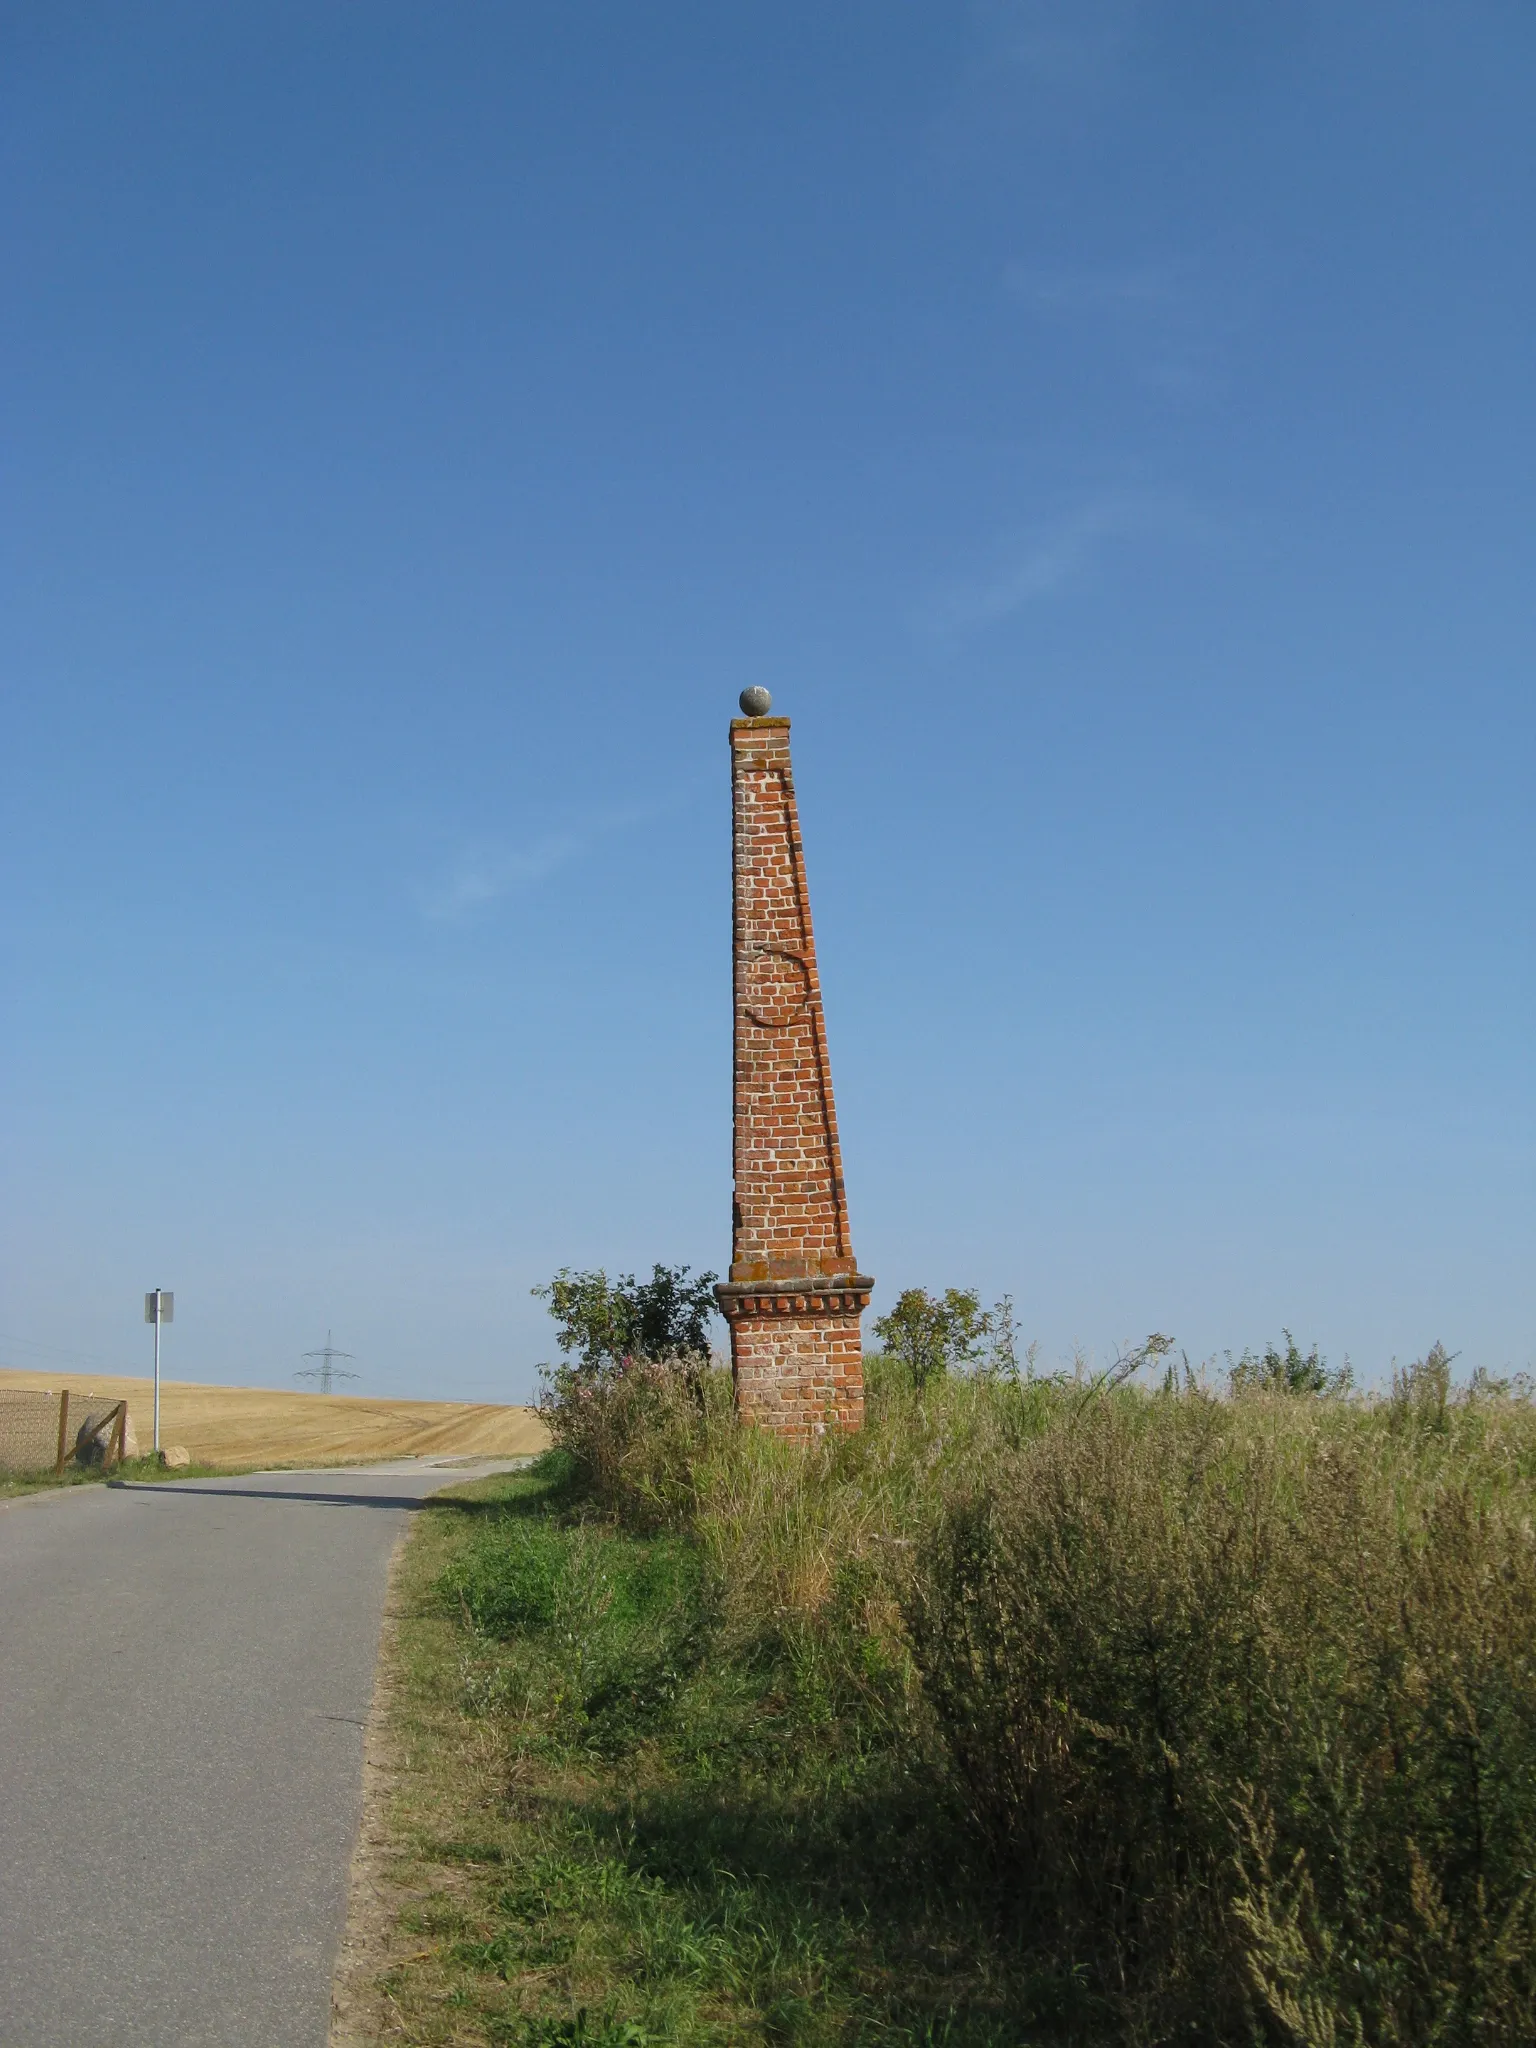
xmin=295 ymin=1331 xmax=358 ymax=1396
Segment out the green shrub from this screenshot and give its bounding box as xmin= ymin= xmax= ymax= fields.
xmin=532 ymin=1265 xmax=723 ymax=1527
xmin=870 ymin=1287 xmax=1020 ymax=1387
xmin=1229 ymin=1328 xmax=1351 ymax=1396
xmin=537 ymin=1361 xmax=729 ymax=1533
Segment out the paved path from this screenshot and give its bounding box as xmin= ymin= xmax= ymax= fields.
xmin=0 ymin=1460 xmax=518 ymax=2048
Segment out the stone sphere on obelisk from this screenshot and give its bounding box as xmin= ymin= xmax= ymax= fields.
xmin=714 ymin=690 xmax=872 ymax=1437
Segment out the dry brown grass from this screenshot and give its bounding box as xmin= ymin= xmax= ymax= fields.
xmin=0 ymin=1367 xmax=548 ymax=1469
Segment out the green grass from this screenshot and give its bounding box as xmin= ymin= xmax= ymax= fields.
xmin=366 ymin=1360 xmax=1536 ymax=2046
xmin=0 ymin=1452 xmax=239 ymax=1498
xmin=373 ymin=1455 xmax=1039 ymax=2045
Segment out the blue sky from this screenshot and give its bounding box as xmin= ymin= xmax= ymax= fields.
xmin=3 ymin=2 xmax=1531 ymax=1401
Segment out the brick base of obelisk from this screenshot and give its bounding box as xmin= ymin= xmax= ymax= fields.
xmin=717 ymin=1283 xmax=871 ymax=1439
xmin=717 ymin=706 xmax=871 ymax=1440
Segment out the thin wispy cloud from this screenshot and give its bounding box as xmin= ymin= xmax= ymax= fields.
xmin=931 ymin=0 xmax=1140 ymax=168
xmin=414 ymin=833 xmax=585 ymax=925
xmin=991 ymin=0 xmax=1141 ymax=88
xmin=928 ymin=492 xmax=1204 ymax=634
xmin=1002 ymin=254 xmax=1232 ymax=400
xmin=412 ymin=800 xmax=675 ymax=927
xmin=1004 ymin=259 xmax=1182 ymax=316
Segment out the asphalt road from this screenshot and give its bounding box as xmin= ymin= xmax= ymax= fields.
xmin=0 ymin=1459 xmax=517 ymax=2048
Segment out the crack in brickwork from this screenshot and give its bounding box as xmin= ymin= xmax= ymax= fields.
xmin=716 ymin=717 xmax=869 ymax=1439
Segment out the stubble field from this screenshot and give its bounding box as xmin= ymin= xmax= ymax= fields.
xmin=0 ymin=1367 xmax=547 ymax=1469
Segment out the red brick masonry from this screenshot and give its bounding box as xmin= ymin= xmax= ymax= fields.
xmin=715 ymin=716 xmax=871 ymax=1437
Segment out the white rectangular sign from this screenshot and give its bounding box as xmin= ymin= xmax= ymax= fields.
xmin=144 ymin=1291 xmax=174 ymax=1324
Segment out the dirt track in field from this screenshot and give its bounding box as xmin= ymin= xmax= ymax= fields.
xmin=0 ymin=1368 xmax=547 ymax=1468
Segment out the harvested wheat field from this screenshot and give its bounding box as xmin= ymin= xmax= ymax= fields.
xmin=0 ymin=1367 xmax=547 ymax=1469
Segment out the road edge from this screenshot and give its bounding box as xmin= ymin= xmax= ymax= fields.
xmin=0 ymin=1481 xmax=111 ymax=1519
xmin=328 ymin=1523 xmax=416 ymax=2046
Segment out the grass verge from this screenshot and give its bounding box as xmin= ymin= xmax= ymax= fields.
xmin=352 ymin=1454 xmax=1039 ymax=2047
xmin=0 ymin=1454 xmax=237 ymax=1500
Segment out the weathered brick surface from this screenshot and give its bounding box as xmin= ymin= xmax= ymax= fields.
xmin=715 ymin=716 xmax=870 ymax=1439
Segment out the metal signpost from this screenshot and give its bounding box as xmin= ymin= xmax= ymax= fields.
xmin=144 ymin=1288 xmax=174 ymax=1455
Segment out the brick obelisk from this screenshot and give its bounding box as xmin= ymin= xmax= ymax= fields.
xmin=715 ymin=690 xmax=871 ymax=1437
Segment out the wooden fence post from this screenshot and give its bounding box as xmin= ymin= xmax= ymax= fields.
xmin=54 ymin=1389 xmax=71 ymax=1477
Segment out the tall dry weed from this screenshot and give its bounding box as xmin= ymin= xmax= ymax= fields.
xmin=906 ymin=1388 xmax=1536 ymax=2043
xmin=542 ymin=1349 xmax=1536 ymax=2041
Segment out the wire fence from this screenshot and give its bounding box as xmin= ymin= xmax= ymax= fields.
xmin=0 ymin=1390 xmax=132 ymax=1474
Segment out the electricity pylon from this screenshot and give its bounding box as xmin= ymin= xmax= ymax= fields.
xmin=296 ymin=1331 xmax=358 ymax=1395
